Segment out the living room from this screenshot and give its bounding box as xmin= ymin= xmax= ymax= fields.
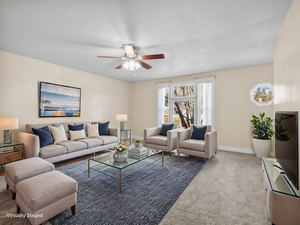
xmin=0 ymin=0 xmax=299 ymax=224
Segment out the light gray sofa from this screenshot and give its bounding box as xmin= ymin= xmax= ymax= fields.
xmin=18 ymin=122 xmax=119 ymax=163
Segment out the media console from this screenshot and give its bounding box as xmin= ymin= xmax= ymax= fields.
xmin=262 ymin=158 xmax=300 ymax=225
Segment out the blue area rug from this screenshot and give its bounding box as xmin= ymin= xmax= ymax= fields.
xmin=50 ymin=156 xmax=206 ymax=225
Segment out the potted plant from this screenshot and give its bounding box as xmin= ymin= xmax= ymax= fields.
xmin=113 ymin=145 xmax=128 ymax=161
xmin=251 ymin=113 xmax=275 ymax=158
xmin=135 ymin=139 xmax=142 ymax=148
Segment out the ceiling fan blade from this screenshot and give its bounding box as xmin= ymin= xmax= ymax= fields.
xmin=97 ymin=56 xmax=123 ymax=59
xmin=141 ymin=54 xmax=165 ymax=60
xmin=138 ymin=60 xmax=153 ymax=70
xmin=123 ymin=44 xmax=135 ymax=57
xmin=115 ymin=63 xmax=126 ymax=69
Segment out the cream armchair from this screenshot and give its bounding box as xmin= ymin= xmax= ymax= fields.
xmin=177 ymin=125 xmax=217 ymax=160
xmin=144 ymin=124 xmax=183 ymax=156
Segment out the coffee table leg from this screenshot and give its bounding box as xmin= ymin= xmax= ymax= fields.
xmin=119 ymin=170 xmax=122 ymax=195
xmin=162 ymin=151 xmax=164 ymax=167
xmin=88 ymin=159 xmax=90 ymax=178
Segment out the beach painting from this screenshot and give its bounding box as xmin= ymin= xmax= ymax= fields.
xmin=39 ymin=82 xmax=81 ymax=117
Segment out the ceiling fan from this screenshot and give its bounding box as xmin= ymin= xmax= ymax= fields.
xmin=97 ymin=44 xmax=165 ymax=71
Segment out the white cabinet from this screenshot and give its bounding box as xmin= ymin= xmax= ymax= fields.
xmin=262 ymin=158 xmax=300 ymax=225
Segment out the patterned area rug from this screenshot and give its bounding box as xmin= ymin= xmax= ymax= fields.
xmin=50 ymin=156 xmax=206 ymax=225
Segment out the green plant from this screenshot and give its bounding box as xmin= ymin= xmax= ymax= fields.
xmin=135 ymin=139 xmax=142 ymax=144
xmin=251 ymin=113 xmax=275 ymax=140
xmin=115 ymin=145 xmax=127 ymax=152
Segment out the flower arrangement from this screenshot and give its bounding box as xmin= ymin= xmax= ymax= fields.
xmin=135 ymin=139 xmax=142 ymax=144
xmin=115 ymin=145 xmax=127 ymax=152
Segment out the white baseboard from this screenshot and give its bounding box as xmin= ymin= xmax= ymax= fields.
xmin=218 ymin=145 xmax=255 ymax=154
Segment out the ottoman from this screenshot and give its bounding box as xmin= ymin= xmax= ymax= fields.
xmin=5 ymin=157 xmax=55 ymax=200
xmin=16 ymin=171 xmax=77 ymax=225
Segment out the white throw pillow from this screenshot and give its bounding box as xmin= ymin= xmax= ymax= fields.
xmin=87 ymin=123 xmax=99 ymax=137
xmin=69 ymin=129 xmax=86 ymax=141
xmin=51 ymin=125 xmax=68 ymax=144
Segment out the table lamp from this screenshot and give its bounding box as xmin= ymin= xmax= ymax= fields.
xmin=116 ymin=114 xmax=128 ymax=131
xmin=0 ymin=116 xmax=19 ymax=144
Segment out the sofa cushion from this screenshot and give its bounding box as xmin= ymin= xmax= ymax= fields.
xmin=17 ymin=171 xmax=77 ymax=212
xmin=26 ymin=124 xmax=51 ymax=134
xmin=147 ymin=135 xmax=168 ymax=146
xmin=32 ymin=126 xmax=54 ymax=148
xmin=5 ymin=157 xmax=55 ymax=184
xmin=189 ymin=124 xmax=212 ymax=139
xmin=76 ymin=138 xmax=103 ymax=148
xmin=97 ymin=121 xmax=110 ymax=135
xmin=69 ymin=129 xmax=86 ymax=141
xmin=191 ymin=125 xmax=207 ymax=140
xmin=51 ymin=125 xmax=68 ymax=144
xmin=57 ymin=140 xmax=87 ymax=153
xmin=52 ymin=123 xmax=74 ymax=140
xmin=68 ymin=124 xmax=84 ymax=131
xmin=159 ymin=123 xmax=174 ymax=136
xmin=87 ymin=123 xmax=99 ymax=137
xmin=74 ymin=122 xmax=91 ymax=136
xmin=180 ymin=139 xmax=205 ymax=151
xmin=40 ymin=144 xmax=67 ymax=159
xmin=94 ymin=135 xmax=118 ymax=145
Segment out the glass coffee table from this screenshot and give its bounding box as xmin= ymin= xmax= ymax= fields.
xmin=88 ymin=148 xmax=164 ymax=194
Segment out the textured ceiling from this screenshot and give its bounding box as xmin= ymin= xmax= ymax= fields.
xmin=0 ymin=0 xmax=293 ymax=83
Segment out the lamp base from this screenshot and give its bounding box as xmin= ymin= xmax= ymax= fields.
xmin=4 ymin=130 xmax=12 ymax=144
xmin=120 ymin=122 xmax=124 ymax=131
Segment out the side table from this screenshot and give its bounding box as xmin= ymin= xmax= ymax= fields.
xmin=120 ymin=129 xmax=131 ymax=146
xmin=0 ymin=141 xmax=23 ymax=167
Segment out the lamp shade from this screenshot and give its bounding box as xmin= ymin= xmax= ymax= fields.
xmin=116 ymin=114 xmax=128 ymax=122
xmin=0 ymin=117 xmax=19 ymax=130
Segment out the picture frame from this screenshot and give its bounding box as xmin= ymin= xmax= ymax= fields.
xmin=39 ymin=82 xmax=81 ymax=117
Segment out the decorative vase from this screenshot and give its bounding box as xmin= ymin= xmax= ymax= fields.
xmin=135 ymin=143 xmax=142 ymax=148
xmin=113 ymin=150 xmax=128 ymax=161
xmin=252 ymin=138 xmax=272 ymax=158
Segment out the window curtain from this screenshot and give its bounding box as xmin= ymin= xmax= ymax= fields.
xmin=157 ymin=87 xmax=165 ymax=126
xmin=202 ymin=82 xmax=212 ymax=126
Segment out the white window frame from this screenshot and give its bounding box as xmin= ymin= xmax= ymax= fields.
xmin=157 ymin=77 xmax=215 ymax=129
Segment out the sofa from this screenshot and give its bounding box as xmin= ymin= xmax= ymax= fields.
xmin=18 ymin=122 xmax=119 ymax=163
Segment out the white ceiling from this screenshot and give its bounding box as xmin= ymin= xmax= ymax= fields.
xmin=0 ymin=0 xmax=293 ymax=83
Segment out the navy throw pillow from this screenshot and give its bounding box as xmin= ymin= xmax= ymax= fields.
xmin=97 ymin=121 xmax=110 ymax=135
xmin=68 ymin=124 xmax=84 ymax=131
xmin=191 ymin=125 xmax=207 ymax=140
xmin=32 ymin=126 xmax=54 ymax=148
xmin=159 ymin=123 xmax=174 ymax=136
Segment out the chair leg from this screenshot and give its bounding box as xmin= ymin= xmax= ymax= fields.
xmin=168 ymin=152 xmax=171 ymax=156
xmin=178 ymin=153 xmax=180 ymax=158
xmin=17 ymin=204 xmax=20 ymax=213
xmin=206 ymin=158 xmax=210 ymax=161
xmin=71 ymin=205 xmax=76 ymax=215
xmin=12 ymin=192 xmax=16 ymax=200
xmin=7 ymin=183 xmax=9 ymax=190
xmin=215 ymin=150 xmax=218 ymax=155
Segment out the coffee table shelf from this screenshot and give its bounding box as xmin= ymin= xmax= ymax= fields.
xmin=88 ymin=148 xmax=163 ymax=194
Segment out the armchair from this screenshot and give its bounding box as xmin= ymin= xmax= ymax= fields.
xmin=144 ymin=124 xmax=183 ymax=156
xmin=177 ymin=125 xmax=217 ymax=160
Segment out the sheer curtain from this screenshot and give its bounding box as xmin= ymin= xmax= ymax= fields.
xmin=202 ymin=82 xmax=212 ymax=126
xmin=157 ymin=87 xmax=165 ymax=126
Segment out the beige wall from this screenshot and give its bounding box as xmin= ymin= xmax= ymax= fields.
xmin=273 ymin=0 xmax=300 ymax=185
xmin=130 ymin=64 xmax=274 ymax=153
xmin=0 ymin=51 xmax=131 ymax=142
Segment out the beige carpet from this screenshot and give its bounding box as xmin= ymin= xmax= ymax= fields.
xmin=160 ymin=150 xmax=270 ymax=225
xmin=0 ymin=150 xmax=269 ymax=225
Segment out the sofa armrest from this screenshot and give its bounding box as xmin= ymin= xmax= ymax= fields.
xmin=144 ymin=127 xmax=161 ymax=145
xmin=109 ymin=128 xmax=119 ymax=142
xmin=177 ymin=129 xmax=190 ymax=149
xmin=205 ymin=130 xmax=218 ymax=158
xmin=167 ymin=129 xmax=180 ymax=151
xmin=17 ymin=132 xmax=40 ymax=159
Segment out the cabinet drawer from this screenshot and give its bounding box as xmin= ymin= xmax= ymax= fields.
xmin=0 ymin=150 xmax=23 ymax=164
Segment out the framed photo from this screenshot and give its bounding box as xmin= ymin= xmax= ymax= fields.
xmin=39 ymin=82 xmax=81 ymax=117
xmin=249 ymin=82 xmax=274 ymax=107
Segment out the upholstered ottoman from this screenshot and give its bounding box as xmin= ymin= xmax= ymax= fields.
xmin=5 ymin=157 xmax=55 ymax=200
xmin=16 ymin=171 xmax=77 ymax=225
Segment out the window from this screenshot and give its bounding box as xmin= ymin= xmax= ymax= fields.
xmin=249 ymin=83 xmax=274 ymax=107
xmin=157 ymin=78 xmax=215 ymax=128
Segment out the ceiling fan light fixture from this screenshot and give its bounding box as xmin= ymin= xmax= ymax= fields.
xmin=123 ymin=60 xmax=141 ymax=71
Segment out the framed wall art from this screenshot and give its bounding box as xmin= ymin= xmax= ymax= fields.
xmin=39 ymin=82 xmax=81 ymax=117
